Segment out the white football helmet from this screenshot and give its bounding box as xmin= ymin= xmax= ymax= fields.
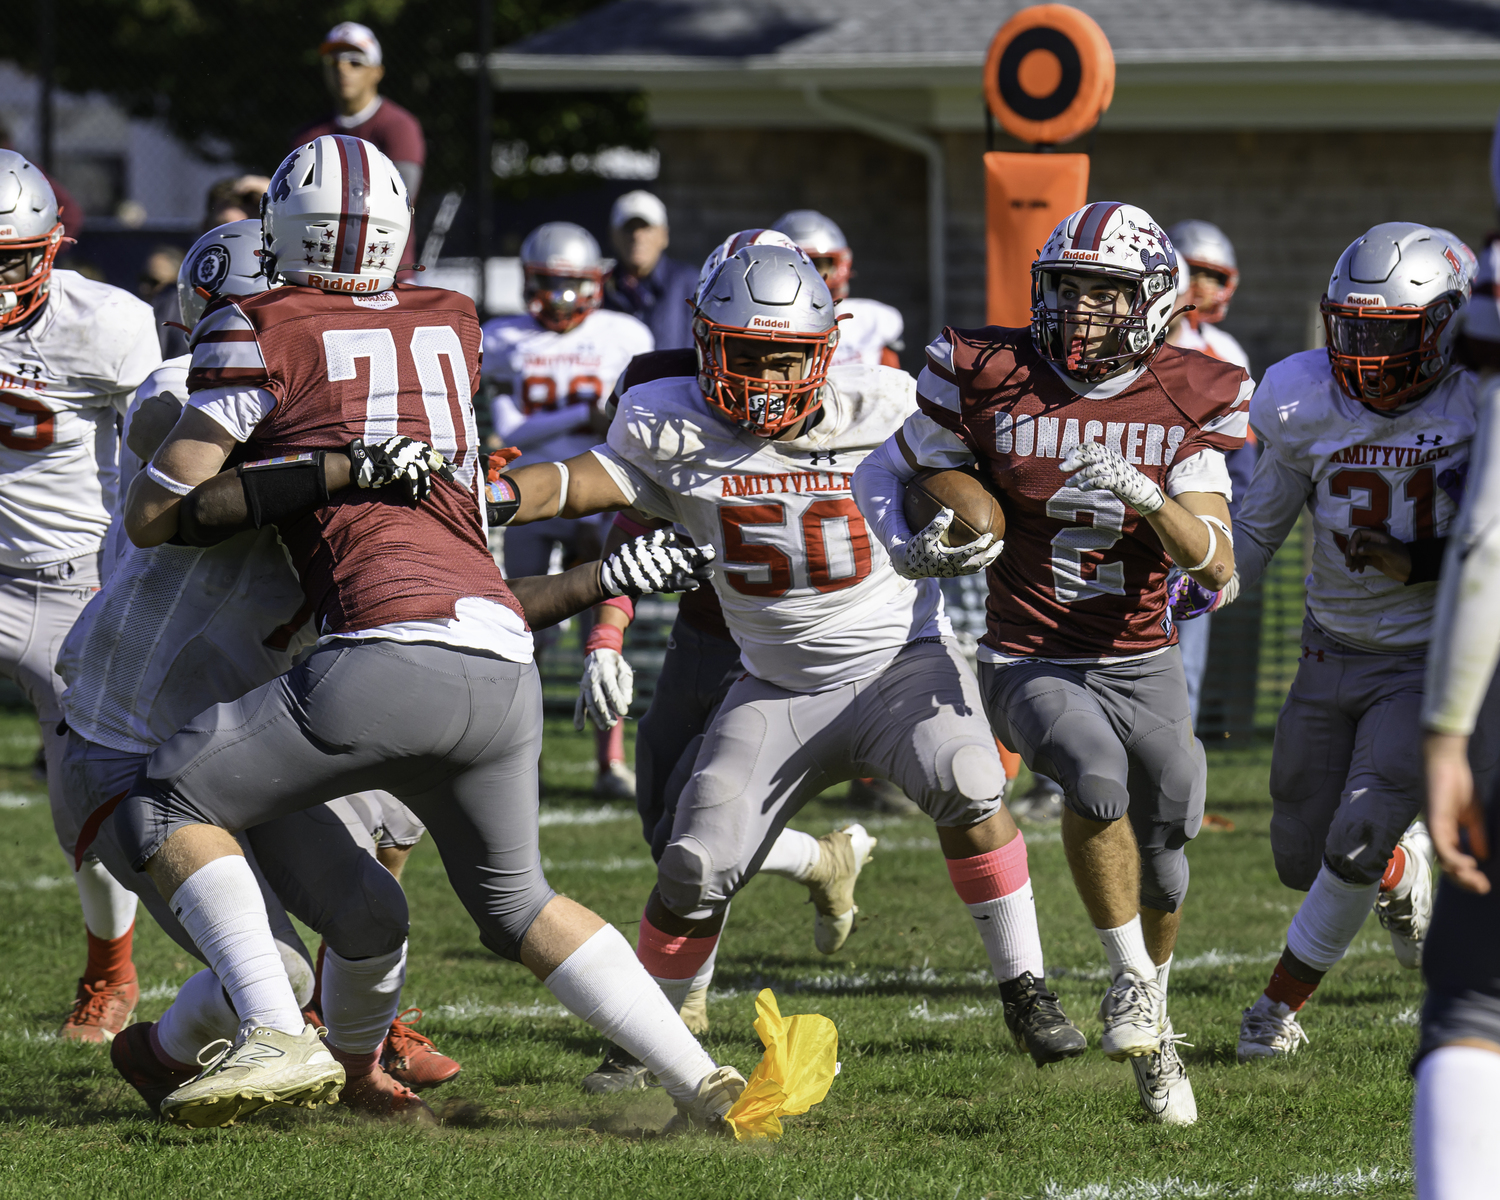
xmin=262 ymin=135 xmax=410 ymax=293
xmin=0 ymin=150 xmax=64 ymax=329
xmin=177 ymin=220 xmax=273 ymax=330
xmin=1321 ymin=222 xmax=1466 ymax=410
xmin=1167 ymin=219 xmax=1238 ymax=324
xmin=694 ymin=243 xmax=840 ymax=437
xmin=1432 ymin=228 xmax=1478 ymax=297
xmin=695 ymin=228 xmax=801 ymax=303
xmin=772 ymin=210 xmax=852 ymax=299
xmin=1031 ymin=202 xmax=1180 ymax=383
xmin=519 ymin=221 xmax=610 ymax=333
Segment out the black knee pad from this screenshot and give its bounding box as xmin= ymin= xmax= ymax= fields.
xmin=1269 ymin=809 xmax=1323 ymax=892
xmin=1139 ymin=844 xmax=1189 ymax=913
xmin=1324 ymin=806 xmax=1412 ymax=887
xmin=319 ymin=860 xmax=410 ymax=959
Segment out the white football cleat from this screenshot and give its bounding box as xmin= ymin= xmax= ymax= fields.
xmin=662 ymin=1064 xmax=747 ymax=1135
xmin=805 ymin=824 xmax=877 ymax=955
xmin=1237 ymin=994 xmax=1310 ymax=1062
xmin=1130 ymin=1021 xmax=1197 ymax=1126
xmin=1376 ymin=820 xmax=1435 ymax=970
xmin=594 ymin=761 xmax=636 ymax=801
xmin=160 ymin=1024 xmax=344 ymax=1129
xmin=1098 ymin=973 xmax=1165 ymax=1061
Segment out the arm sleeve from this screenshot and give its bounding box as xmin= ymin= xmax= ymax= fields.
xmin=1424 ymin=379 xmax=1500 ymax=734
xmin=852 ymin=437 xmax=920 ymax=554
xmin=188 ymin=385 xmax=277 ymax=442
xmin=1231 ymin=438 xmax=1314 ymax=592
xmin=1166 ymin=448 xmax=1233 ymax=499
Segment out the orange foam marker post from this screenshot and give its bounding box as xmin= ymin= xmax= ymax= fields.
xmin=725 ymin=988 xmax=839 ymax=1142
xmin=985 ymin=151 xmax=1090 ymax=328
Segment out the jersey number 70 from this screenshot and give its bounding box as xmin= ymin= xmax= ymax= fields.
xmin=719 ymin=499 xmax=873 ymax=596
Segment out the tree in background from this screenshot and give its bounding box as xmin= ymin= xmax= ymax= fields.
xmin=0 ymin=0 xmax=649 ymax=201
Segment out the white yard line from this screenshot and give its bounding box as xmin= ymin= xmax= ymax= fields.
xmin=0 ymin=792 xmax=37 ymax=809
xmin=1036 ymin=1166 xmax=1410 ymax=1199
xmin=537 ymin=805 xmax=634 ymax=827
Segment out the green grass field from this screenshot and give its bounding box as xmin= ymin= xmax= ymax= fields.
xmin=0 ymin=711 xmax=1418 ymax=1199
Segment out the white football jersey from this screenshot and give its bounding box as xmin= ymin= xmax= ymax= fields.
xmin=832 ymin=296 xmax=904 ymax=368
xmin=102 ymin=354 xmax=189 ymax=576
xmin=0 ymin=270 xmax=160 ymax=568
xmin=1170 ymin=322 xmax=1250 ymax=371
xmin=58 ymin=528 xmax=311 ymax=755
xmin=484 ymin=309 xmax=653 ymax=462
xmin=595 ymin=363 xmax=948 ymax=692
xmin=1237 ymin=349 xmax=1480 ymax=653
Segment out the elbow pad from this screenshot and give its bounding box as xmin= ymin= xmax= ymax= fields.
xmin=236 ymin=451 xmax=330 ymax=528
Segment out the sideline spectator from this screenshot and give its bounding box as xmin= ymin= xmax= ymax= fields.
xmin=204 ymin=174 xmax=270 ymax=228
xmin=602 ymin=190 xmax=697 ymax=349
xmin=294 ymin=21 xmax=424 ymax=276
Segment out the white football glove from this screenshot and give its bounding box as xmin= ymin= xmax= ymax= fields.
xmin=574 ymin=649 xmax=634 ymax=732
xmin=599 ymin=528 xmax=717 ymax=598
xmin=889 ymin=507 xmax=1004 ymax=579
xmin=1060 ymin=442 xmax=1164 ymax=515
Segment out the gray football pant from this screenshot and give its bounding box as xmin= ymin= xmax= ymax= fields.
xmin=980 ymin=647 xmax=1205 ymax=913
xmin=61 ymin=733 xmax=317 ymax=997
xmin=115 ymin=640 xmax=555 ymax=962
xmin=0 ymin=555 xmax=99 ymax=857
xmin=341 ymin=791 xmax=427 ymax=850
xmin=658 ymin=638 xmax=1004 ymax=921
xmin=1269 ymin=619 xmax=1425 ymax=889
xmin=635 ymin=616 xmax=742 ymax=861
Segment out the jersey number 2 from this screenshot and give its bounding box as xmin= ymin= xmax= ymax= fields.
xmin=323 ymin=327 xmax=477 ymax=484
xmin=1047 ymin=486 xmax=1127 ymax=603
xmin=719 ymin=500 xmax=873 ymax=596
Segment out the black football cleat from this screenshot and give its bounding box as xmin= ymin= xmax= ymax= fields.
xmin=999 ymin=971 xmax=1088 ymax=1067
xmin=581 ymin=1043 xmax=655 ymax=1094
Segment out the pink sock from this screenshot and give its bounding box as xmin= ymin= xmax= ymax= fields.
xmin=945 ymin=833 xmax=1046 ymax=983
xmin=637 ymin=913 xmax=720 ymax=1010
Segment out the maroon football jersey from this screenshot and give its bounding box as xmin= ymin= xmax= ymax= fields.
xmin=189 ymin=282 xmax=524 ymax=636
xmin=917 ymin=328 xmax=1250 ymax=659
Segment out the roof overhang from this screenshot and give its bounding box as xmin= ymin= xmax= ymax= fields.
xmin=478 ymin=50 xmax=1500 ymax=131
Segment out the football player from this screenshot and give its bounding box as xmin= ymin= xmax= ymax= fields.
xmin=63 ymin=221 xmax=464 ymax=1119
xmin=483 ymin=221 xmax=654 ymax=800
xmin=572 ymin=232 xmax=882 ymax=1085
xmin=1413 ymin=237 xmax=1500 ymax=1200
xmin=1194 ymin=224 xmax=1469 ymax=1061
xmin=773 ymin=209 xmax=904 ymax=370
xmin=114 ymin=136 xmax=738 ymax=1133
xmin=0 ymin=150 xmax=163 ymax=1042
xmin=855 ymin=202 xmax=1253 ymax=1125
xmin=499 ymin=241 xmax=1086 ymax=1089
xmin=1163 ymin=219 xmax=1258 ymax=730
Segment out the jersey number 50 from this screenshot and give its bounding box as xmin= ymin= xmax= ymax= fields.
xmin=719 ymin=500 xmax=873 ymax=596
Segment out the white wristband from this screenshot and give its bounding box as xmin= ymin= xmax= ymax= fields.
xmin=146 ymin=462 xmax=196 ymax=497
xmin=1186 ymin=513 xmax=1220 ymax=573
xmin=553 ymin=460 xmax=570 ymax=519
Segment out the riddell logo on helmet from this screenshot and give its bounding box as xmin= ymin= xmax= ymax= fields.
xmin=307 ymin=274 xmax=381 ymax=293
xmin=1344 ymin=293 xmax=1387 ymax=306
xmin=0 ymin=226 xmax=15 ymax=238
xmin=1062 ymin=250 xmax=1101 ymax=261
xmin=749 ymin=316 xmax=792 ymax=329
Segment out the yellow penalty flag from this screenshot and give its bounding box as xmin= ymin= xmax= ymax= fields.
xmin=724 ymin=988 xmax=839 ymax=1142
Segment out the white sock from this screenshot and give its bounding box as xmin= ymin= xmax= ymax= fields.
xmin=168 ymin=856 xmax=303 ymax=1037
xmin=1096 ymin=915 xmax=1158 ymax=982
xmin=1156 ymin=955 xmax=1173 ymax=1015
xmin=967 ymin=880 xmax=1046 ymax=982
xmin=1415 ymin=1045 xmax=1500 ymax=1199
xmin=546 ymin=924 xmax=717 ymax=1105
xmin=1286 ymin=865 xmax=1381 ymax=972
xmin=321 ymin=943 xmax=407 ymax=1055
xmin=73 ymin=859 xmax=137 ymax=940
xmin=155 ymin=969 xmax=238 ymax=1066
xmin=687 ymin=905 xmax=727 ymax=996
xmin=759 ymin=829 xmax=821 ymax=882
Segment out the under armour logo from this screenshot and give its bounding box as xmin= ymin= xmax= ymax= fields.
xmin=1416 ymin=433 xmax=1443 ymax=446
xmin=11 ymin=363 xmax=41 ymax=379
xmin=1302 ymin=645 xmax=1325 ymax=662
xmin=808 ymin=450 xmax=837 ymax=466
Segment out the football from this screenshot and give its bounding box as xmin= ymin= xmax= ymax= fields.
xmin=902 ymin=466 xmax=1006 ymax=547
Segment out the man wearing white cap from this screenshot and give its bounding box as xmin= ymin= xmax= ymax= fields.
xmin=603 ymin=190 xmax=699 ymax=350
xmin=294 ymin=22 xmax=425 ymax=273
